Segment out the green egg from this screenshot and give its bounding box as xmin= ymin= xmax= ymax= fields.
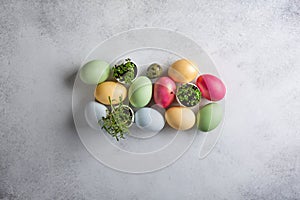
xmin=146 ymin=63 xmax=162 ymax=79
xmin=128 ymin=76 xmax=152 ymax=108
xmin=197 ymin=103 xmax=223 ymax=132
xmin=79 ymin=60 xmax=110 ymax=84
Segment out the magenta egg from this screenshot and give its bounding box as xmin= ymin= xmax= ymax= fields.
xmin=154 ymin=77 xmax=176 ymax=108
xmin=196 ymin=74 xmax=226 ymax=101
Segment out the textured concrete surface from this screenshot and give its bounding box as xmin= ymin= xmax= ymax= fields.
xmin=0 ymin=0 xmax=299 ymax=199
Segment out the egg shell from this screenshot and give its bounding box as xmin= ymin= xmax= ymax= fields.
xmin=135 ymin=108 xmax=165 ymax=132
xmin=196 ymin=74 xmax=226 ymax=101
xmin=168 ymin=59 xmax=198 ymax=83
xmin=176 ymin=83 xmax=201 ymax=107
xmin=197 ymin=103 xmax=223 ymax=132
xmin=128 ymin=76 xmax=152 ymax=108
xmin=80 ymin=60 xmax=110 ymax=84
xmin=94 ymin=81 xmax=127 ymax=105
xmin=84 ymin=101 xmax=107 ymax=130
xmin=165 ymin=107 xmax=195 ymax=130
xmin=154 ymin=77 xmax=176 ymax=108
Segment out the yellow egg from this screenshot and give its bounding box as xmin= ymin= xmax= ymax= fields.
xmin=168 ymin=59 xmax=198 ymax=83
xmin=94 ymin=81 xmax=127 ymax=105
xmin=165 ymin=107 xmax=195 ymax=130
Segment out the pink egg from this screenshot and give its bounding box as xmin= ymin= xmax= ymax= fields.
xmin=154 ymin=77 xmax=176 ymax=108
xmin=196 ymin=74 xmax=226 ymax=101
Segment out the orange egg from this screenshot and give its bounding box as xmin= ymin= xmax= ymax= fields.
xmin=168 ymin=59 xmax=199 ymax=83
xmin=94 ymin=81 xmax=127 ymax=105
xmin=165 ymin=107 xmax=195 ymax=130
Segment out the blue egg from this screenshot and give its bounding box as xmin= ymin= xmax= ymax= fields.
xmin=84 ymin=101 xmax=107 ymax=130
xmin=135 ymin=108 xmax=165 ymax=133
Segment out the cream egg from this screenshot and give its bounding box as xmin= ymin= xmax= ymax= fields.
xmin=165 ymin=107 xmax=195 ymax=130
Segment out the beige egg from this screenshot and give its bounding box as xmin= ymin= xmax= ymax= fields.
xmin=168 ymin=59 xmax=198 ymax=83
xmin=94 ymin=81 xmax=127 ymax=105
xmin=165 ymin=107 xmax=196 ymax=130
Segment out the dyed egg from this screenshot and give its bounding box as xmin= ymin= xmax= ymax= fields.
xmin=80 ymin=60 xmax=110 ymax=84
xmin=135 ymin=108 xmax=165 ymax=132
xmin=196 ymin=74 xmax=226 ymax=101
xmin=197 ymin=103 xmax=223 ymax=132
xmin=128 ymin=76 xmax=152 ymax=108
xmin=154 ymin=77 xmax=176 ymax=108
xmin=94 ymin=81 xmax=127 ymax=105
xmin=168 ymin=59 xmax=198 ymax=83
xmin=84 ymin=101 xmax=107 ymax=130
xmin=165 ymin=107 xmax=195 ymax=130
xmin=146 ymin=63 xmax=163 ymax=79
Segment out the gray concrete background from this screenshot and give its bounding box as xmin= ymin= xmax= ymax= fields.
xmin=0 ymin=0 xmax=299 ymax=199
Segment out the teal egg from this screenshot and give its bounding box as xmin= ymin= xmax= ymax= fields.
xmin=197 ymin=103 xmax=223 ymax=132
xmin=79 ymin=60 xmax=110 ymax=84
xmin=128 ymin=76 xmax=152 ymax=108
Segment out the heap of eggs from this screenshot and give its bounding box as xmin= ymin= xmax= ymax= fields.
xmin=80 ymin=58 xmax=226 ymax=136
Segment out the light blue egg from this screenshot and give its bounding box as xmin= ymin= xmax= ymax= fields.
xmin=135 ymin=108 xmax=165 ymax=133
xmin=84 ymin=101 xmax=107 ymax=130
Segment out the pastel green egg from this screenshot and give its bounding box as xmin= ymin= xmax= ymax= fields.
xmin=197 ymin=103 xmax=223 ymax=132
xmin=128 ymin=76 xmax=152 ymax=108
xmin=79 ymin=60 xmax=110 ymax=84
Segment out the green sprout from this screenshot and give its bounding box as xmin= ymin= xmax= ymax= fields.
xmin=112 ymin=58 xmax=136 ymax=84
xmin=177 ymin=84 xmax=201 ymax=107
xmin=100 ymin=96 xmax=133 ymax=141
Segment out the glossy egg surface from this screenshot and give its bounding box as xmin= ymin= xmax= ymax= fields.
xmin=154 ymin=77 xmax=176 ymax=108
xmin=196 ymin=74 xmax=226 ymax=101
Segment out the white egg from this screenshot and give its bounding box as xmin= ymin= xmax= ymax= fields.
xmin=135 ymin=108 xmax=165 ymax=133
xmin=84 ymin=101 xmax=107 ymax=130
